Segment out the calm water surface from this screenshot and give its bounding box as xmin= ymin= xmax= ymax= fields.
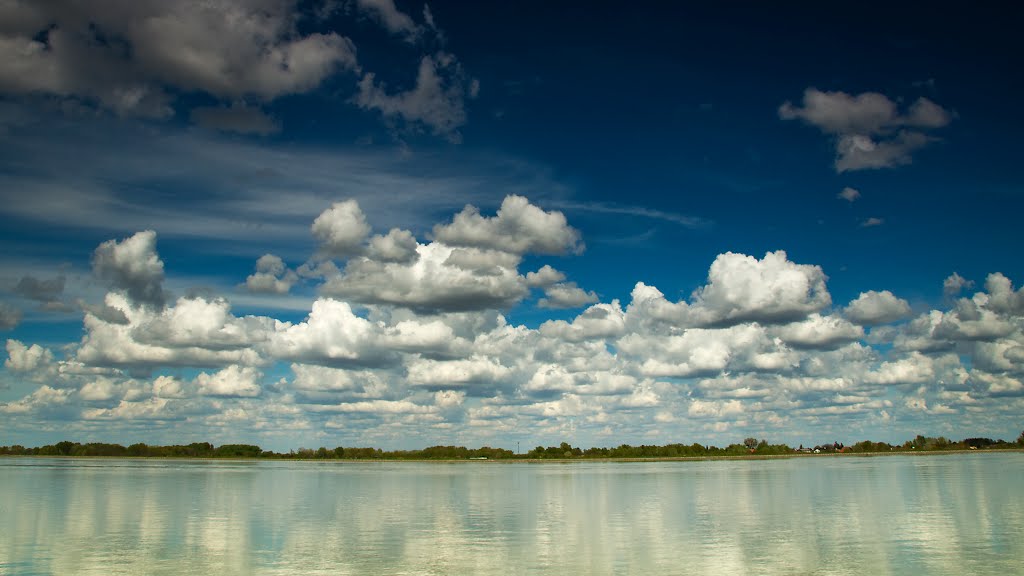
xmin=2 ymin=454 xmax=1021 ymax=575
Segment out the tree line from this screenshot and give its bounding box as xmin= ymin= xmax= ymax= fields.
xmin=2 ymin=432 xmax=1021 ymax=459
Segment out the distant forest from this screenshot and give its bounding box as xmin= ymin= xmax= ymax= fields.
xmin=3 ymin=433 xmax=1023 ymax=459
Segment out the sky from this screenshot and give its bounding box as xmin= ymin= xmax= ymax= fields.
xmin=1 ymin=1 xmax=1023 ymax=451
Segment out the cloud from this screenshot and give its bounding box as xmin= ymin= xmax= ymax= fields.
xmin=551 ymin=200 xmax=709 ymax=229
xmin=971 ymin=339 xmax=1024 ymax=373
xmin=312 ymin=200 xmax=372 ymax=258
xmin=153 ymin=375 xmax=189 ymax=399
xmin=78 ymin=377 xmax=129 ymax=402
xmin=836 ymin=133 xmax=931 ymax=172
xmin=367 ymin=228 xmax=419 ymax=263
xmin=78 ymin=301 xmax=130 ymax=325
xmin=538 ymin=282 xmax=599 ymax=309
xmin=0 ymin=118 xmax=517 ymax=248
xmin=92 ymin=230 xmax=167 ymax=309
xmin=131 ymin=296 xmax=274 ymax=351
xmin=775 ymin=314 xmax=864 ymax=350
xmin=864 ymin=352 xmax=935 ymax=385
xmin=521 ymin=364 xmax=575 ymax=395
xmin=0 ymin=303 xmax=21 ymax=330
xmin=934 ymin=298 xmax=1015 ymax=342
xmin=983 ymin=273 xmax=1024 ymax=315
xmin=525 ymin=265 xmax=566 ymax=288
xmin=780 ymin=88 xmax=951 ymax=172
xmin=0 ymin=1 xmax=359 ymax=115
xmin=782 ymin=89 xmax=893 ymax=134
xmin=943 ymin=272 xmax=974 ymax=298
xmin=540 ymin=301 xmax=627 ymax=342
xmin=893 ymin=277 xmax=1023 ymax=353
xmin=837 ymin=187 xmax=861 ymax=202
xmin=76 ymin=293 xmax=267 ymax=369
xmin=688 ymin=398 xmax=744 ymax=419
xmin=844 ymin=290 xmax=912 ymax=325
xmin=691 ymin=250 xmax=831 ymax=326
xmin=433 ymin=195 xmax=583 ymax=255
xmin=321 ymin=243 xmax=529 ymax=312
xmin=196 ymin=365 xmax=262 ymax=397
xmin=267 ymin=299 xmax=393 ymax=367
xmin=244 ymin=254 xmax=298 ymax=294
xmin=290 ymin=363 xmax=386 ymax=395
xmin=326 ymin=399 xmax=435 ymax=414
xmin=190 ymin=103 xmax=280 ymax=135
xmin=0 ymin=385 xmax=75 ymax=416
xmin=5 ymin=339 xmax=54 ymax=373
xmin=355 ymin=0 xmax=422 ymax=40
xmin=892 ymin=310 xmax=955 ymax=353
xmin=971 ymin=371 xmax=1024 ymax=397
xmin=82 ymin=397 xmax=177 ymax=421
xmin=434 ymin=389 xmax=465 ymax=409
xmin=13 ymin=274 xmax=65 ymax=304
xmin=7 ymin=190 xmax=1024 ymax=448
xmin=779 ymin=88 xmax=950 ymax=135
xmin=619 ymin=323 xmax=777 ymax=378
xmin=355 ymin=53 xmax=476 ymax=140
xmin=522 ymin=368 xmax=643 ymax=400
xmin=406 ymin=356 xmax=512 ymax=391
xmin=906 ymin=97 xmax=952 ymax=128
xmin=860 ymin=217 xmax=884 ymax=227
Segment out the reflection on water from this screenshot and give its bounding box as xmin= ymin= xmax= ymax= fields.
xmin=2 ymin=455 xmax=1022 ymax=575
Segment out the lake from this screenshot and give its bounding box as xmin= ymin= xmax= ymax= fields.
xmin=2 ymin=454 xmax=1021 ymax=575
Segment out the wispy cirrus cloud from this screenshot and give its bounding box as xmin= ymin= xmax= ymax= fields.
xmin=550 ymin=200 xmax=710 ymax=229
xmin=0 ymin=116 xmax=540 ymax=254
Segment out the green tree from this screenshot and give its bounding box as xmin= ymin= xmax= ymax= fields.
xmin=55 ymin=441 xmax=77 ymax=456
xmin=127 ymin=443 xmax=149 ymax=457
xmin=214 ymin=444 xmax=262 ymax=458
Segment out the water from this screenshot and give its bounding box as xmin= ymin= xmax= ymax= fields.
xmin=2 ymin=454 xmax=1021 ymax=575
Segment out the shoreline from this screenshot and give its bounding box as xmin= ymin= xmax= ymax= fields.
xmin=3 ymin=448 xmax=1022 ymax=463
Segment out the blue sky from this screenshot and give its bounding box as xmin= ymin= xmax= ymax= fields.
xmin=1 ymin=1 xmax=1022 ymax=451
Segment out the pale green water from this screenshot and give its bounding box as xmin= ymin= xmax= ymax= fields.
xmin=1 ymin=454 xmax=1021 ymax=575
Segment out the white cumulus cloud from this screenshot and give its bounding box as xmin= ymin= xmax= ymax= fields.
xmin=433 ymin=195 xmax=583 ymax=255
xmin=775 ymin=314 xmax=864 ymax=349
xmin=844 ymin=290 xmax=912 ymax=325
xmin=196 ymin=365 xmax=262 ymax=397
xmin=5 ymin=339 xmax=55 ymax=373
xmin=321 ymin=242 xmax=528 ymax=312
xmin=92 ymin=230 xmax=167 ymax=309
xmin=312 ymin=200 xmax=372 ymax=258
xmin=692 ymin=250 xmax=831 ymax=326
xmin=539 ymin=301 xmax=626 ymax=342
xmin=538 ymin=282 xmax=599 ymax=309
xmin=244 ymin=254 xmax=298 ymax=294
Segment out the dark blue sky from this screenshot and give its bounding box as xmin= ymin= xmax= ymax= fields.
xmin=1 ymin=1 xmax=1021 ymax=450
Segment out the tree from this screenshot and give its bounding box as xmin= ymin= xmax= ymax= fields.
xmin=214 ymin=444 xmax=262 ymax=458
xmin=127 ymin=443 xmax=150 ymax=457
xmin=743 ymin=438 xmax=758 ymax=450
xmin=55 ymin=441 xmax=77 ymax=456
